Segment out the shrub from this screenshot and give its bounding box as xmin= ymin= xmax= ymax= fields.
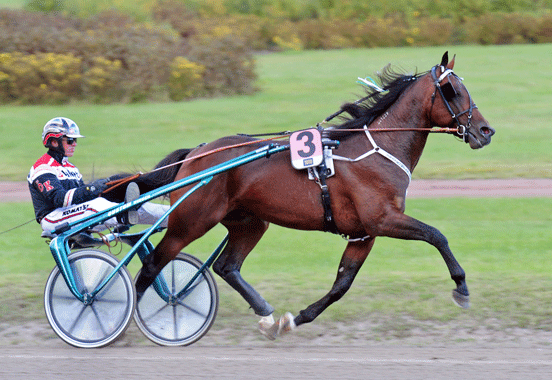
xmin=6 ymin=2 xmax=552 ymax=103
xmin=0 ymin=8 xmax=255 ymax=103
xmin=0 ymin=9 xmax=186 ymax=101
xmin=464 ymin=13 xmax=540 ymax=44
xmin=347 ymin=17 xmax=408 ymax=48
xmin=152 ymin=0 xmax=199 ymax=38
xmin=536 ymin=13 xmax=552 ymax=43
xmin=167 ymin=57 xmax=205 ymax=101
xmin=82 ymin=57 xmax=125 ymax=103
xmin=188 ymin=34 xmax=257 ymax=96
xmin=0 ymin=52 xmax=82 ymax=104
xmin=413 ymin=17 xmax=455 ymax=46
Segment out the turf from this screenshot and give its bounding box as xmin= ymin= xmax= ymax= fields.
xmin=1 ymin=197 xmax=551 ymax=332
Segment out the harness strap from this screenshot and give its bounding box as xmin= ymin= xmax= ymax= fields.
xmin=333 ymin=126 xmax=412 ymax=183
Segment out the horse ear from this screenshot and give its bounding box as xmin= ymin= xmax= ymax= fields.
xmin=447 ymin=54 xmax=456 ymax=70
xmin=440 ymin=51 xmax=449 ymax=67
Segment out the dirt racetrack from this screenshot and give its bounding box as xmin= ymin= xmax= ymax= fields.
xmin=1 ymin=179 xmax=551 ymax=379
xmin=3 ymin=178 xmax=552 ymax=201
xmin=2 ymin=344 xmax=552 ymax=380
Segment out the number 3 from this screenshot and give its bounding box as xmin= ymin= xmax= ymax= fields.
xmin=295 ymin=131 xmax=316 ymax=158
xmin=290 ymin=128 xmax=323 ymax=170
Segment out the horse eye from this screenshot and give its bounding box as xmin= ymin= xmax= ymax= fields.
xmin=441 ymin=82 xmax=458 ymax=101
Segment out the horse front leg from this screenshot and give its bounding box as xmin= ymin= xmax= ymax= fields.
xmin=380 ymin=212 xmax=470 ymax=308
xmin=261 ymin=238 xmax=375 ymax=339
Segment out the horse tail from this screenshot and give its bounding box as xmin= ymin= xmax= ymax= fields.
xmin=138 ymin=148 xmax=192 ymax=191
xmin=103 ymin=148 xmax=192 ymax=202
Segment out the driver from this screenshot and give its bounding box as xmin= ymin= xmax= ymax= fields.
xmin=28 ymin=117 xmax=169 ymax=235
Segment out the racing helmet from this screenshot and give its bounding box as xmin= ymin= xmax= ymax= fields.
xmin=42 ymin=117 xmax=85 ymax=147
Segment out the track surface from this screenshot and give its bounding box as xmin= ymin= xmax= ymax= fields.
xmin=2 ymin=179 xmax=552 ymax=201
xmin=2 ymin=179 xmax=551 ymax=379
xmin=2 ymin=344 xmax=552 ymax=379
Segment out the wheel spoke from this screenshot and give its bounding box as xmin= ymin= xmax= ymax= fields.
xmin=95 ymin=298 xmax=130 ymax=306
xmin=173 ymin=303 xmax=179 ymax=340
xmin=171 ymin=261 xmax=176 ymax=294
xmin=89 ymin=303 xmax=109 ymax=336
xmin=179 ymin=274 xmax=206 ymax=298
xmin=67 ymin=303 xmax=88 ymax=335
xmin=140 ymin=302 xmax=171 ymax=323
xmin=94 ymin=267 xmax=123 ymax=299
xmin=176 ymin=298 xmax=209 ymax=319
xmin=52 ymin=294 xmax=81 ymax=302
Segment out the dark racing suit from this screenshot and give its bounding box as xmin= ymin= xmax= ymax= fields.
xmin=27 ymin=149 xmax=103 ymax=223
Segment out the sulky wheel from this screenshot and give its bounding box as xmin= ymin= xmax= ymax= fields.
xmin=134 ymin=252 xmax=218 ymax=346
xmin=44 ymin=249 xmax=136 ymax=348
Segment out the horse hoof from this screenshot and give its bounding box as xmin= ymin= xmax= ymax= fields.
xmin=277 ymin=312 xmax=296 ymax=336
xmin=452 ymin=289 xmax=470 ymax=309
xmin=258 ymin=313 xmax=296 ymax=340
xmin=258 ymin=314 xmax=278 ymax=340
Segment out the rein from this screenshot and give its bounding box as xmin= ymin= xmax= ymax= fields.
xmin=104 ymin=126 xmax=459 ymax=194
xmin=103 ymin=173 xmax=142 ymax=194
xmin=326 ymin=127 xmax=459 ymax=133
xmin=104 ymin=66 xmax=463 ymax=194
xmin=103 ymin=134 xmax=289 ymax=193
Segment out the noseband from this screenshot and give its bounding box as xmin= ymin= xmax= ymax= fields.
xmin=430 ymin=65 xmax=477 ymax=143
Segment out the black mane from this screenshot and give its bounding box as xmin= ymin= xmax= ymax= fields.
xmin=325 ymin=65 xmax=426 ymax=139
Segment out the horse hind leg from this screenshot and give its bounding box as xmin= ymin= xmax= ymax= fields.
xmin=215 ymin=213 xmax=276 ymax=322
xmin=135 ymin=211 xmax=223 ymax=299
xmin=135 ymin=232 xmax=187 ymax=299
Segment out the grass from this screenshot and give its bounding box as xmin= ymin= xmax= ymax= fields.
xmin=1 ymin=198 xmax=551 ymax=339
xmin=1 ymin=45 xmax=551 ymax=344
xmin=1 ymin=44 xmax=552 ymax=181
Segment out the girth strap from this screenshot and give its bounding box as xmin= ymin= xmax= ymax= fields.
xmin=312 ymin=161 xmax=340 ymax=235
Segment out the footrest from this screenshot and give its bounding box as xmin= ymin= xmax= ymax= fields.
xmin=117 ymin=227 xmax=165 ymax=247
xmin=68 ymin=233 xmax=104 ymax=249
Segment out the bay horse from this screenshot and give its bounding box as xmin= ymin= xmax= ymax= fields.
xmin=130 ymin=52 xmax=495 ymax=339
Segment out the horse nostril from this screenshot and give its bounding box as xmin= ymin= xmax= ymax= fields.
xmin=480 ymin=126 xmax=495 ymax=136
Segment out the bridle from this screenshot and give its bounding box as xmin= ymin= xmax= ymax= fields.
xmin=430 ymin=65 xmax=477 ymax=144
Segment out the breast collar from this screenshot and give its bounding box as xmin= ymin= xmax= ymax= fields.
xmin=332 ymin=125 xmax=412 ymax=183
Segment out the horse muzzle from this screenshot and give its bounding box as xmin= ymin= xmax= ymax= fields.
xmin=466 ymin=124 xmax=495 ymax=149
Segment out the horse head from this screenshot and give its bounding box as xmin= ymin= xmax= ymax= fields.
xmin=427 ymin=52 xmax=495 ymax=149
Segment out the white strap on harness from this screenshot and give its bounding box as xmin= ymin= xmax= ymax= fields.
xmin=438 ymin=68 xmax=454 ymax=83
xmin=332 ymin=125 xmax=412 ymax=183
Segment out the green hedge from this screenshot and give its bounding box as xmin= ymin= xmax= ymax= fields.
xmin=25 ymin=1 xmax=552 ymax=49
xmin=0 ymin=52 xmax=82 ymax=104
xmin=3 ymin=0 xmax=551 ymax=104
xmin=26 ymin=0 xmax=552 ymax=22
xmin=164 ymin=12 xmax=552 ymax=50
xmin=150 ymin=1 xmax=552 ymax=49
xmin=0 ymin=9 xmax=257 ymax=104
